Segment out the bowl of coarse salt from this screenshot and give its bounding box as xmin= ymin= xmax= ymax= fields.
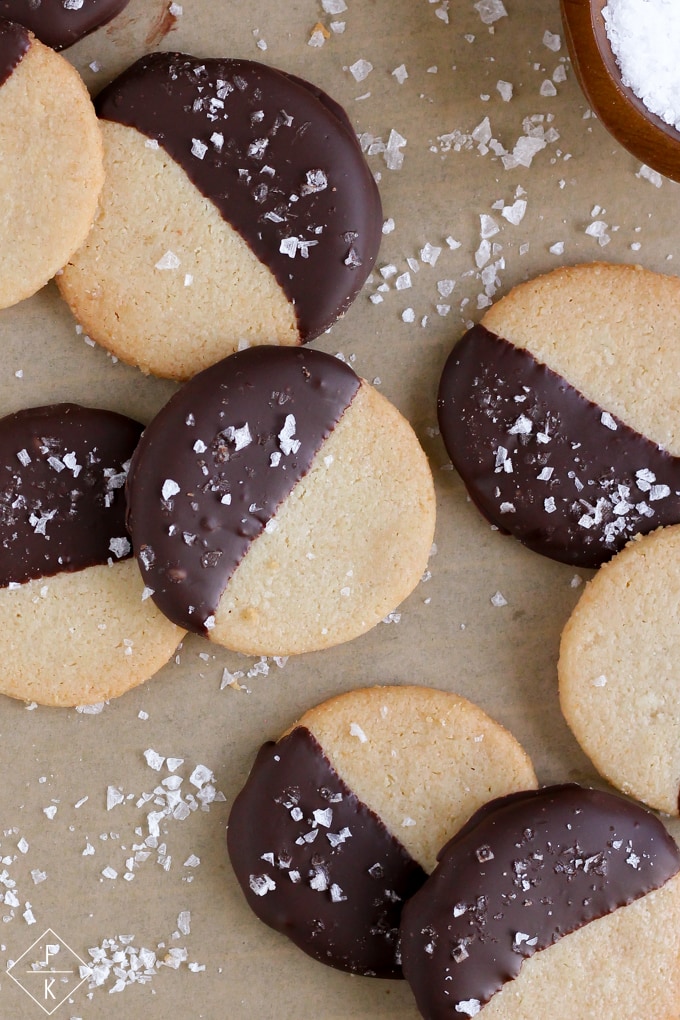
xmin=561 ymin=0 xmax=680 ymax=182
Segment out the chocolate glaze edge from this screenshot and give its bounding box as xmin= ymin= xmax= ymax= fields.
xmin=227 ymin=726 xmax=427 ymax=978
xmin=437 ymin=324 xmax=680 ymax=568
xmin=95 ymin=53 xmax=382 ymax=341
xmin=0 ymin=17 xmax=29 ymax=87
xmin=126 ymin=347 xmax=362 ymax=634
xmin=400 ymin=784 xmax=680 ymax=1018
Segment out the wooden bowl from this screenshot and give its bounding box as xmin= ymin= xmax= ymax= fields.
xmin=561 ymin=0 xmax=680 ymax=182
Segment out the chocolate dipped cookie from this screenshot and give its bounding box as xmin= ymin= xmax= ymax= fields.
xmin=126 ymin=346 xmax=435 ymax=656
xmin=0 ymin=404 xmax=185 ymax=706
xmin=0 ymin=0 xmax=130 ymax=50
xmin=400 ymin=784 xmax=680 ymax=1019
xmin=438 ymin=263 xmax=680 ymax=568
xmin=559 ymin=524 xmax=680 ymax=817
xmin=57 ymin=53 xmax=382 ymax=380
xmin=227 ymin=686 xmax=537 ymax=977
xmin=0 ymin=20 xmax=104 ymax=309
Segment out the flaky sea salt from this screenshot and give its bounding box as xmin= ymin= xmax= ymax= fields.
xmin=604 ymin=0 xmax=680 ymax=130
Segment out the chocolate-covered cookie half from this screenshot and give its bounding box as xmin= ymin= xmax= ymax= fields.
xmin=0 ymin=0 xmax=130 ymax=50
xmin=400 ymin=784 xmax=680 ymax=1019
xmin=227 ymin=686 xmax=537 ymax=977
xmin=0 ymin=404 xmax=185 ymax=706
xmin=126 ymin=347 xmax=435 ymax=656
xmin=58 ymin=53 xmax=382 ymax=380
xmin=438 ymin=263 xmax=680 ymax=568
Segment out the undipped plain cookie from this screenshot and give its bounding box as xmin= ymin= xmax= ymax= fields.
xmin=126 ymin=346 xmax=436 ymax=656
xmin=0 ymin=404 xmax=185 ymax=707
xmin=58 ymin=52 xmax=382 ymax=380
xmin=227 ymin=685 xmax=537 ymax=977
xmin=559 ymin=524 xmax=680 ymax=817
xmin=0 ymin=20 xmax=104 ymax=309
xmin=400 ymin=784 xmax=680 ymax=1020
xmin=438 ymin=263 xmax=680 ymax=568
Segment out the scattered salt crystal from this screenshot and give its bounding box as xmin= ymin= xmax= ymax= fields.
xmin=490 ymin=591 xmax=507 ymax=607
xmin=392 ymin=64 xmax=408 ymax=84
xmin=101 ymin=867 xmax=117 ymax=880
xmin=107 ymin=787 xmax=124 ymax=811
xmin=592 ymin=675 xmax=608 ymax=687
xmin=638 ymin=164 xmax=663 ymax=187
xmin=349 ymin=723 xmax=368 ymax=743
xmin=420 ymin=243 xmax=442 ymax=266
xmin=43 ymin=806 xmax=57 ymax=820
xmin=349 ymin=59 xmax=373 ymax=82
xmin=497 ymin=80 xmax=513 ymax=101
xmin=502 ymin=199 xmax=527 ymax=225
xmin=474 ymin=0 xmax=507 ymax=25
xmin=144 ymin=749 xmax=165 ymax=772
xmin=540 ymin=80 xmax=557 ymax=97
xmin=549 ymin=241 xmax=565 ymax=255
xmin=402 ymin=308 xmax=416 ymax=323
xmin=155 ymin=251 xmax=181 ymax=271
xmin=543 ymin=29 xmax=561 ymax=50
xmin=382 ymin=218 xmax=395 ymax=233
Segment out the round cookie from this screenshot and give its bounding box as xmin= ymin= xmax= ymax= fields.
xmin=0 ymin=21 xmax=104 ymax=310
xmin=0 ymin=1 xmax=130 ymax=50
xmin=0 ymin=404 xmax=185 ymax=707
xmin=227 ymin=685 xmax=538 ymax=977
xmin=125 ymin=346 xmax=436 ymax=656
xmin=559 ymin=524 xmax=680 ymax=816
xmin=57 ymin=53 xmax=383 ymax=381
xmin=400 ymin=784 xmax=680 ymax=1020
xmin=438 ymin=262 xmax=680 ymax=568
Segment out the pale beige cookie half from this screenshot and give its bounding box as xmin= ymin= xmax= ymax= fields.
xmin=480 ymin=871 xmax=680 ymax=1020
xmin=58 ymin=122 xmax=300 ymax=381
xmin=0 ymin=560 xmax=185 ymax=707
xmin=482 ymin=261 xmax=680 ymax=455
xmin=559 ymin=524 xmax=680 ymax=816
xmin=0 ymin=31 xmax=103 ymax=309
xmin=296 ymin=685 xmax=538 ymax=873
xmin=210 ymin=382 xmax=436 ymax=656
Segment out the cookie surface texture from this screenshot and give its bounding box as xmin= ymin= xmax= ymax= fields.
xmin=400 ymin=784 xmax=680 ymax=1020
xmin=0 ymin=23 xmax=104 ymax=309
xmin=57 ymin=53 xmax=382 ymax=380
xmin=0 ymin=404 xmax=185 ymax=706
xmin=0 ymin=0 xmax=130 ymax=49
xmin=559 ymin=524 xmax=680 ymax=816
xmin=126 ymin=347 xmax=436 ymax=656
xmin=227 ymin=685 xmax=537 ymax=976
xmin=438 ymin=262 xmax=680 ymax=567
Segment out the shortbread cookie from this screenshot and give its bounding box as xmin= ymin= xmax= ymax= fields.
xmin=0 ymin=0 xmax=130 ymax=49
xmin=400 ymin=784 xmax=680 ymax=1020
xmin=0 ymin=404 xmax=185 ymax=706
xmin=58 ymin=53 xmax=382 ymax=380
xmin=0 ymin=21 xmax=103 ymax=310
xmin=559 ymin=525 xmax=680 ymax=816
xmin=438 ymin=263 xmax=680 ymax=568
xmin=227 ymin=686 xmax=537 ymax=976
xmin=126 ymin=346 xmax=435 ymax=655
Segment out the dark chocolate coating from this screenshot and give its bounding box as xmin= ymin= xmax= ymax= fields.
xmin=0 ymin=17 xmax=28 ymax=86
xmin=227 ymin=726 xmax=427 ymax=978
xmin=438 ymin=325 xmax=680 ymax=568
xmin=0 ymin=0 xmax=129 ymax=50
xmin=95 ymin=53 xmax=382 ymax=342
xmin=0 ymin=404 xmax=142 ymax=587
xmin=125 ymin=346 xmax=361 ymax=634
xmin=400 ymin=784 xmax=680 ymax=1018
